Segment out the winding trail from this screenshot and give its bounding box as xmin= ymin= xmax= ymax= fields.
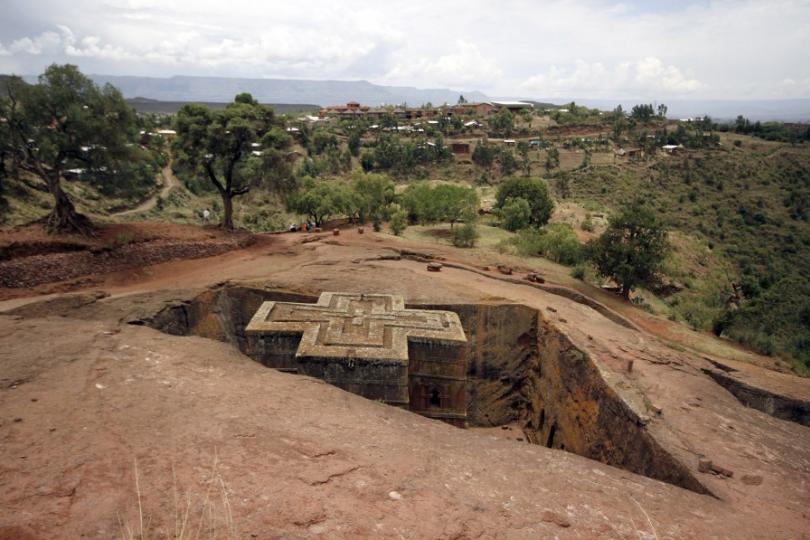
xmin=113 ymin=163 xmax=177 ymax=216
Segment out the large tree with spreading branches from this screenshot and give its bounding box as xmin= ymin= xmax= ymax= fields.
xmin=173 ymin=93 xmax=291 ymax=229
xmin=0 ymin=64 xmax=136 ymax=233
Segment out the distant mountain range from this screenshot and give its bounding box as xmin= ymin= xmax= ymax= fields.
xmin=8 ymin=72 xmax=809 ymax=121
xmin=28 ymin=74 xmax=489 ymax=108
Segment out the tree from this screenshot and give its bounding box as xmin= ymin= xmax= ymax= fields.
xmin=499 ymin=197 xmax=531 ymax=231
xmin=545 ymin=147 xmax=560 ymax=172
xmin=389 ymin=208 xmax=408 ymax=236
xmin=631 ymin=104 xmax=655 ymax=122
xmin=457 ymin=94 xmax=467 ymax=104
xmin=472 ymin=140 xmax=496 ymax=169
xmin=612 ymin=105 xmax=626 ymax=141
xmin=401 ymin=182 xmax=478 ymax=227
xmin=517 ymin=141 xmax=531 ymax=176
xmin=495 ymin=176 xmax=554 ymax=227
xmin=401 ymin=182 xmax=438 ymax=224
xmin=1 ymin=64 xmax=136 ymax=233
xmin=433 ymin=184 xmax=479 ymax=228
xmin=0 ymin=110 xmax=9 ymax=183
xmin=499 ymin=149 xmax=518 ymax=176
xmin=657 ymin=103 xmax=668 ymax=118
xmin=588 ymin=199 xmax=670 ymax=299
xmin=288 ymin=179 xmax=354 ymax=226
xmin=174 ymin=93 xmax=288 ymax=229
xmin=348 ymin=130 xmax=361 ymax=157
xmin=490 ymin=108 xmax=514 ymax=137
xmin=352 ymin=171 xmax=394 ymax=223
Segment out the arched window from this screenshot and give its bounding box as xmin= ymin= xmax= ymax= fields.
xmin=429 ymin=388 xmax=441 ymax=407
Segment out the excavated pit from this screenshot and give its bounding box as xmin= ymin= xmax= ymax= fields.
xmin=143 ymin=285 xmax=708 ymax=494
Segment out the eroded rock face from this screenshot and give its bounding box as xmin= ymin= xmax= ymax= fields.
xmin=703 ymin=367 xmax=810 ymax=426
xmin=523 ymin=319 xmax=708 ymax=493
xmin=146 ymin=286 xmax=708 ymax=493
xmin=426 ymin=302 xmax=708 ymax=494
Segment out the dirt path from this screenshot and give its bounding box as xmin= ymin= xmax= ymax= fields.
xmin=113 ymin=164 xmax=177 ymax=216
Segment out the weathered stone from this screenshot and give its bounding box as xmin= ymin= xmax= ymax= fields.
xmin=526 ymin=273 xmax=545 ymax=284
xmin=497 ymin=265 xmax=513 ymax=275
xmin=333 ymin=229 xmax=340 ymax=236
xmin=698 ymin=458 xmax=713 ymax=473
xmin=358 ymin=227 xmax=364 ymax=234
xmin=741 ymin=474 xmax=763 ymax=486
xmin=540 ymin=509 xmax=571 ymax=528
xmin=710 ymin=463 xmax=734 ymax=478
xmin=245 ymin=292 xmax=469 ymax=427
xmin=427 ymin=263 xmax=443 ymax=272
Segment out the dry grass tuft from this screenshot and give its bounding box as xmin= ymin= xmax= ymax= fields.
xmin=118 ymin=452 xmax=237 ymax=540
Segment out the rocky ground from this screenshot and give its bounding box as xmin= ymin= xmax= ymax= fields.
xmin=1 ymin=225 xmax=809 ymax=539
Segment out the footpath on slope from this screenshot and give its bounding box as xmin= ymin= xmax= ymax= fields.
xmin=112 ymin=163 xmax=178 ymax=217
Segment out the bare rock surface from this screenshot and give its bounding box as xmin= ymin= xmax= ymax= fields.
xmin=2 ymin=315 xmax=807 ymax=539
xmin=1 ymin=227 xmax=809 ymax=538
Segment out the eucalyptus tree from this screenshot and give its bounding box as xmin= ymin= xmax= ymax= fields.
xmin=174 ymin=93 xmax=290 ymax=229
xmin=1 ymin=64 xmax=135 ymax=233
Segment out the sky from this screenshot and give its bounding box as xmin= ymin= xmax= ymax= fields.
xmin=1 ymin=0 xmax=809 ymax=101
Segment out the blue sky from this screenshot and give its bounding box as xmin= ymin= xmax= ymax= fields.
xmin=1 ymin=0 xmax=809 ymax=100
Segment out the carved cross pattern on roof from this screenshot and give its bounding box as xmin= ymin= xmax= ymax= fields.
xmin=245 ymin=292 xmax=466 ymax=361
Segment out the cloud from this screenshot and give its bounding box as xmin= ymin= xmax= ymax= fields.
xmin=0 ymin=25 xmax=134 ymax=60
xmin=385 ymin=41 xmax=503 ymax=89
xmin=0 ymin=0 xmax=808 ymax=99
xmin=520 ymin=57 xmax=703 ymax=99
xmin=1 ymin=29 xmax=62 ymax=55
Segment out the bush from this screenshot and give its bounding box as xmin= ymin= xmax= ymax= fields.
xmin=571 ymin=265 xmax=586 ymax=280
xmin=581 ymin=215 xmax=595 ymax=231
xmin=500 ymin=197 xmax=531 ymax=231
xmin=452 ymin=222 xmax=479 ymax=248
xmin=512 ymin=223 xmax=584 ymax=265
xmin=390 ymin=210 xmax=407 ymax=236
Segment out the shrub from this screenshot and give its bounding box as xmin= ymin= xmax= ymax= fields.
xmin=512 ymin=223 xmax=584 ymax=265
xmin=581 ymin=215 xmax=595 ymax=231
xmin=452 ymin=222 xmax=479 ymax=247
xmin=390 ymin=210 xmax=407 ymax=236
xmin=571 ymin=265 xmax=586 ymax=280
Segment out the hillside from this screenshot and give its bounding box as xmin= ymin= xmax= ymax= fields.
xmin=551 ymin=134 xmax=810 ymax=369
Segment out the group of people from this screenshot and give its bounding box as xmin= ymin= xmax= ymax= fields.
xmin=289 ymin=221 xmax=316 ymax=232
